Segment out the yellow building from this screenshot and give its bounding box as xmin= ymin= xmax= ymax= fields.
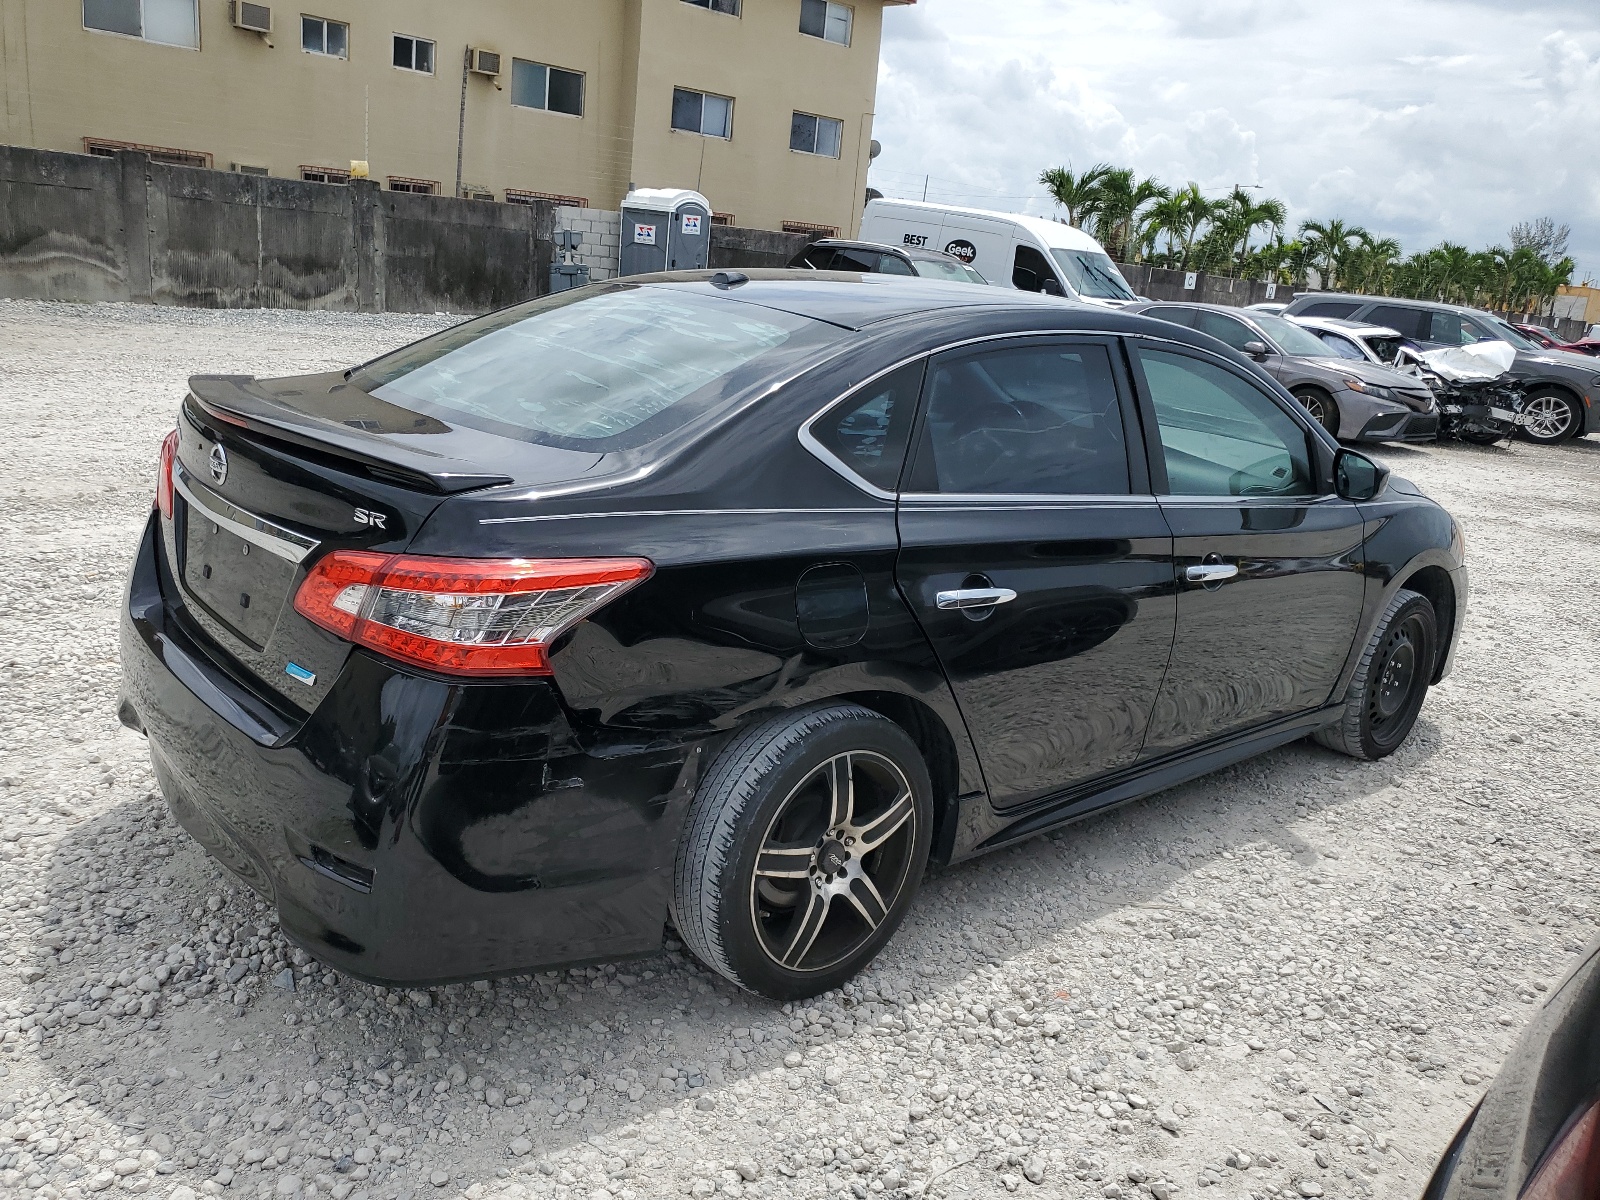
xmin=0 ymin=0 xmax=911 ymax=235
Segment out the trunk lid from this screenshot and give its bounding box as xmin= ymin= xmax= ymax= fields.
xmin=167 ymin=372 xmax=601 ymax=713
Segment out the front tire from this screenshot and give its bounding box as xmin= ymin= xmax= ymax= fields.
xmin=1315 ymin=588 xmax=1437 ymax=760
xmin=671 ymin=704 xmax=933 ymax=1001
xmin=1519 ymin=389 xmax=1580 ymax=444
xmin=1294 ymin=387 xmax=1342 ymax=438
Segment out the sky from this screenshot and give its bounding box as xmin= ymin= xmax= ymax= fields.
xmin=866 ymin=0 xmax=1600 ymax=281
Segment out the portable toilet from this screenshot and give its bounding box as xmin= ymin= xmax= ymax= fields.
xmin=619 ymin=188 xmax=713 ymax=276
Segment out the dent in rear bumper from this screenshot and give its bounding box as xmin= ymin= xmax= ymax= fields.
xmin=119 ymin=513 xmax=693 ymax=985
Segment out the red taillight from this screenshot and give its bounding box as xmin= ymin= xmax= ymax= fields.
xmin=156 ymin=429 xmax=179 ymax=520
xmin=1524 ymin=1095 xmax=1600 ymax=1200
xmin=292 ymin=552 xmax=654 ymax=677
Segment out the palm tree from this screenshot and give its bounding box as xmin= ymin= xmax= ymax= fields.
xmin=1038 ymin=163 xmax=1112 ymax=229
xmin=1169 ymin=183 xmax=1220 ymax=271
xmin=1226 ymin=188 xmax=1287 ymax=269
xmin=1089 ymin=170 xmax=1169 ymax=262
xmin=1144 ymin=193 xmax=1192 ymax=268
xmin=1299 ymin=218 xmax=1368 ymax=290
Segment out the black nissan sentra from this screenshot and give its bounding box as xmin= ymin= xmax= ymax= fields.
xmin=119 ymin=271 xmax=1467 ymax=1000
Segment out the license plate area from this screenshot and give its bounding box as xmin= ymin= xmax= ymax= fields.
xmin=182 ymin=508 xmax=296 ymax=649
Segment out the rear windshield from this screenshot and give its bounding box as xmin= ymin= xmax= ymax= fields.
xmin=349 ymin=285 xmax=842 ymax=450
xmin=911 ymin=258 xmax=989 ymax=286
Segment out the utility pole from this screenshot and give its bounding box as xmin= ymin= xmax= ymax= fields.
xmin=454 ymin=47 xmax=469 ymax=198
xmin=922 ymin=174 xmax=929 ymax=202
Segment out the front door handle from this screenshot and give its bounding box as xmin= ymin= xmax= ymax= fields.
xmin=936 ymin=587 xmax=1018 ymax=610
xmin=1184 ymin=563 xmax=1239 ymax=583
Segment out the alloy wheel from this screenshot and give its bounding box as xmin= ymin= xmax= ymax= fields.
xmin=1521 ymin=394 xmax=1575 ymax=442
xmin=748 ymin=751 xmax=919 ymax=973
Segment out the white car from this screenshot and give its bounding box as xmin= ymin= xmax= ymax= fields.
xmin=1291 ymin=315 xmax=1410 ymax=368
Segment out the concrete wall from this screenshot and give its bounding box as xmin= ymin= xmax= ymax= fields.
xmin=708 ymin=225 xmax=813 ymax=270
xmin=1120 ymin=263 xmax=1288 ymax=308
xmin=554 ymin=207 xmax=623 ymax=283
xmin=0 ymin=145 xmax=555 ymax=313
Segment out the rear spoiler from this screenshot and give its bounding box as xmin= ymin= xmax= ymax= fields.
xmin=186 ymin=375 xmax=512 ymax=496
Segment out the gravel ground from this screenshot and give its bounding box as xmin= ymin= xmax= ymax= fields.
xmin=1 ymin=298 xmax=1597 ymax=1200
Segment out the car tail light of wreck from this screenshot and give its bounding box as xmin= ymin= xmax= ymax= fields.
xmin=293 ymin=552 xmax=654 ymax=677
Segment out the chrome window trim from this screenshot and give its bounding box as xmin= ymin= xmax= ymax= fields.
xmin=481 ymin=506 xmax=888 ymax=525
xmin=173 ymin=460 xmax=321 ymax=564
xmin=899 ymin=492 xmax=1153 ymax=507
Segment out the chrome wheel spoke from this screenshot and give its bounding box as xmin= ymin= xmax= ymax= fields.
xmin=853 ymin=789 xmax=914 ymax=853
xmin=844 ymin=873 xmax=889 ymax=930
xmin=826 ymin=754 xmax=854 ymax=828
xmin=781 ymin=889 xmax=831 ymax=967
xmin=755 ymin=843 xmax=814 ymax=880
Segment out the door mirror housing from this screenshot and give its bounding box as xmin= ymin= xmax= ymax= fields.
xmin=1242 ymin=340 xmax=1271 ymax=360
xmin=1335 ymin=448 xmax=1389 ymax=501
xmin=1040 ymin=276 xmax=1066 ymax=297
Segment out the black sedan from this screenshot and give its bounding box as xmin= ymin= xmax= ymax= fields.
xmin=1424 ymin=935 xmax=1600 ymax=1200
xmin=118 ymin=271 xmax=1468 ymax=1001
xmin=791 ymin=237 xmax=990 ymax=286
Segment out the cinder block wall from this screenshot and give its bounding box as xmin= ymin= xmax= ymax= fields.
xmin=554 ymin=208 xmax=623 ymax=283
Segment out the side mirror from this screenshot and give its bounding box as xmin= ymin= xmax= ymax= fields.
xmin=1040 ymin=277 xmax=1066 ymax=297
xmin=1242 ymin=340 xmax=1271 ymax=361
xmin=1335 ymin=448 xmax=1389 ymax=502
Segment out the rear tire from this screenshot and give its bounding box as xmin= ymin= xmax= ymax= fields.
xmin=1315 ymin=588 xmax=1437 ymax=760
xmin=671 ymin=704 xmax=933 ymax=1001
xmin=1518 ymin=389 xmax=1580 ymax=444
xmin=1294 ymin=387 xmax=1342 ymax=438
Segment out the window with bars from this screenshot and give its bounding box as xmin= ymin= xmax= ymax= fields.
xmin=387 ymin=177 xmax=439 ymax=195
xmin=682 ymin=0 xmax=740 ymax=13
xmin=671 ymin=88 xmax=733 ymax=139
xmin=799 ymin=0 xmax=852 ymax=45
xmin=302 ymin=15 xmax=347 ymax=57
xmin=711 ymin=212 xmax=735 ymax=227
xmin=783 ymin=220 xmax=840 ymax=237
xmin=393 ymin=34 xmax=433 ymax=73
xmin=300 ymin=166 xmax=351 ymax=184
xmin=790 ymin=111 xmax=843 ymax=158
xmin=82 ymin=0 xmax=198 ymax=47
xmin=505 ymin=189 xmax=589 ymax=209
xmin=511 ymin=59 xmax=585 ymax=117
xmin=84 ymin=138 xmax=210 ymax=168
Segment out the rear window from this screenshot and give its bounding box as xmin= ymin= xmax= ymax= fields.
xmin=350 ymin=285 xmax=843 ymax=450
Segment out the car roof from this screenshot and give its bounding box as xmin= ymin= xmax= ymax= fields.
xmin=1292 ymin=315 xmax=1403 ymax=337
xmin=1293 ymin=292 xmax=1495 ymax=319
xmin=866 ymin=198 xmax=1106 ymax=253
xmin=1135 ymin=301 xmax=1265 ymax=319
xmin=619 ymin=271 xmax=1232 ymax=340
xmin=806 ymin=238 xmax=964 ymax=264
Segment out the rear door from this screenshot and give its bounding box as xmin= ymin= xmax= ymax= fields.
xmin=1126 ymin=342 xmax=1367 ymax=754
xmin=894 ymin=336 xmax=1177 ymax=809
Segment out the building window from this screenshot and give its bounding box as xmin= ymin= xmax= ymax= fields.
xmin=300 ymin=165 xmax=350 ymax=184
xmin=84 ymin=137 xmax=210 ymax=168
xmin=231 ymin=163 xmax=270 ymax=176
xmin=671 ymin=87 xmax=733 ymax=139
xmin=511 ymin=59 xmax=585 ymax=117
xmin=790 ymin=111 xmax=843 ymax=158
xmin=393 ymin=34 xmax=433 ymax=73
xmin=682 ymin=0 xmax=740 ymax=13
xmin=302 ymin=15 xmax=347 ymax=57
xmin=783 ymin=220 xmax=840 ymax=237
xmin=387 ymin=176 xmax=438 ymax=195
xmin=799 ymin=0 xmax=852 ymax=45
xmin=711 ymin=212 xmax=735 ymax=227
xmin=82 ymin=0 xmax=198 ymax=48
xmin=506 ymin=189 xmax=589 ymax=209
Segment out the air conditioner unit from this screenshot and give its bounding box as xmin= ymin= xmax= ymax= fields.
xmin=229 ymin=1 xmax=272 ymax=34
xmin=469 ymin=48 xmax=501 ymax=77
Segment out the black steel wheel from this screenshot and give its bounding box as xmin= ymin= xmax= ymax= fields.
xmin=1518 ymin=389 xmax=1580 ymax=444
xmin=1316 ymin=588 xmax=1438 ymax=760
xmin=671 ymin=704 xmax=933 ymax=1000
xmin=1294 ymin=387 xmax=1342 ymax=438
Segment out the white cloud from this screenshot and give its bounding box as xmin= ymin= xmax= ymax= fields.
xmin=870 ymin=0 xmax=1600 ymax=280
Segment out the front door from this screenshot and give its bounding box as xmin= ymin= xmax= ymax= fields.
xmin=1127 ymin=342 xmax=1368 ymax=755
xmin=895 ymin=336 xmax=1177 ymax=810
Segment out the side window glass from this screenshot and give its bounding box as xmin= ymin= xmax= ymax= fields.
xmin=810 ymin=361 xmax=924 ymax=491
xmin=916 ymin=344 xmax=1131 ymax=495
xmin=877 ymin=254 xmax=916 ymax=277
xmin=800 ymin=248 xmax=837 ymax=270
xmin=1296 ymin=301 xmax=1362 ymax=319
xmin=1196 ymin=311 xmax=1259 ymax=352
xmin=1143 ymin=306 xmax=1197 ymax=328
xmin=1316 ymin=332 xmax=1366 ymax=361
xmin=1428 ymin=313 xmax=1484 ymax=346
xmin=829 ymin=246 xmax=880 ymax=273
xmin=1012 ymin=244 xmax=1057 ymax=293
xmin=1364 ymin=305 xmax=1428 ymax=341
xmin=1136 ymin=348 xmax=1317 ymax=498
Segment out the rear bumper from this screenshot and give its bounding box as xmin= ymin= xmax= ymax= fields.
xmin=119 ymin=513 xmax=692 ymax=986
xmin=1354 ymin=409 xmax=1440 ymax=444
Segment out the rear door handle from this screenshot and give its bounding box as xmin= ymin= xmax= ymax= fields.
xmin=1184 ymin=563 xmax=1239 ymax=583
xmin=936 ymin=587 xmax=1018 ymax=610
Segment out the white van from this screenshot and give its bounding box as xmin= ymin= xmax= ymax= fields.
xmin=859 ymin=198 xmax=1141 ymax=307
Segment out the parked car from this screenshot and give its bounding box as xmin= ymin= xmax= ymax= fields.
xmin=1291 ymin=316 xmax=1411 ymax=367
xmin=859 ymin=197 xmax=1142 ymax=307
xmin=1560 ymin=338 xmax=1600 ymax=358
xmin=1129 ymin=301 xmax=1439 ymax=442
xmin=1512 ymin=322 xmax=1581 ymax=351
xmin=1282 ymin=293 xmax=1600 ymax=443
xmin=788 ymin=238 xmax=989 ymax=286
xmin=1422 ymin=933 xmax=1600 ymax=1200
xmin=120 ymin=271 xmax=1466 ymax=1001
xmin=1244 ymin=302 xmax=1289 ymax=316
